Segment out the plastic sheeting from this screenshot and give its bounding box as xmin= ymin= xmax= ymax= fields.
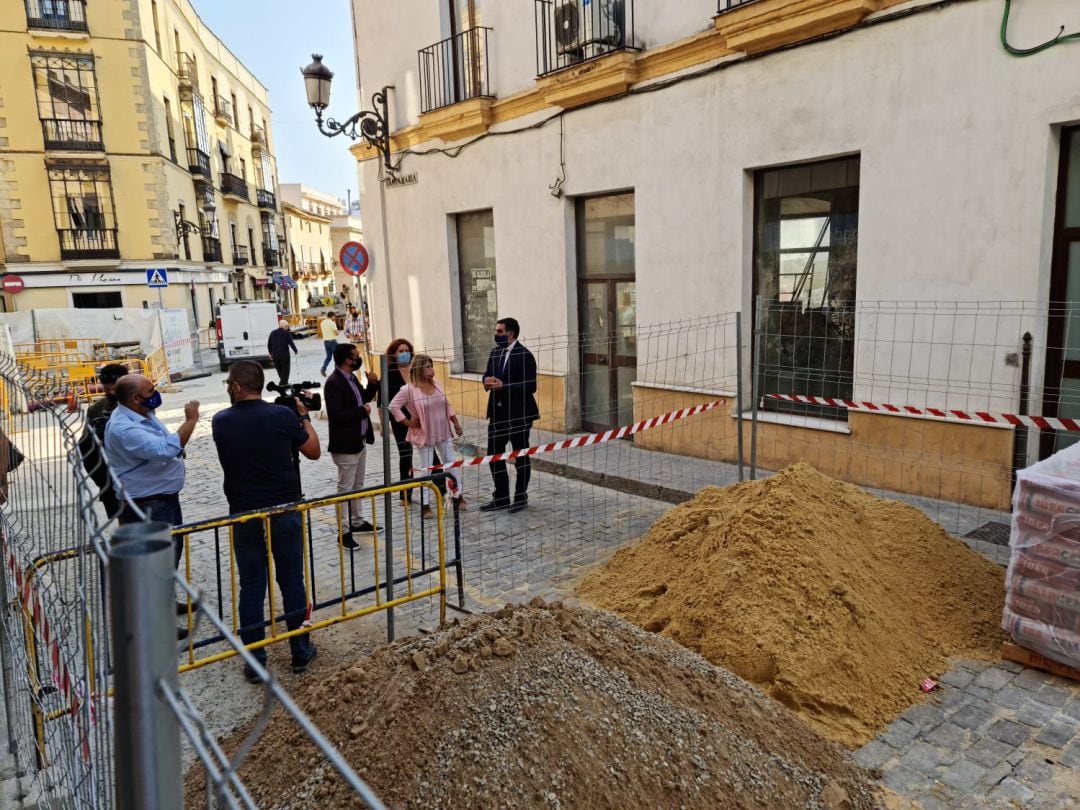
xmin=1005 ymin=442 xmax=1080 ymax=668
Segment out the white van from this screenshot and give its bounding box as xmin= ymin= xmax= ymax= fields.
xmin=215 ymin=301 xmax=280 ymax=371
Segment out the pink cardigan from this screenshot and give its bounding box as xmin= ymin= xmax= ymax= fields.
xmin=388 ymin=382 xmax=457 ymax=447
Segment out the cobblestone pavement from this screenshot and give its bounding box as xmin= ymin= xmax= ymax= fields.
xmin=93 ymin=341 xmax=1080 ymax=805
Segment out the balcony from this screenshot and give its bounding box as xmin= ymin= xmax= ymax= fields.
xmin=214 ymin=96 xmax=233 ymax=126
xmin=201 ymin=235 xmax=222 ymax=263
xmin=220 ymin=172 xmax=249 ymax=201
xmin=717 ymin=0 xmax=761 ymax=9
xmin=418 ymin=26 xmax=493 ymax=114
xmin=256 ymin=188 xmax=276 ymax=210
xmin=177 ymin=53 xmax=198 ymax=90
xmin=263 ymin=247 xmax=280 ymax=268
xmin=251 ymin=124 xmax=266 ymax=150
xmin=534 ymin=0 xmax=635 ymax=77
xmin=25 ymin=0 xmax=88 ymax=33
xmin=40 ymin=118 xmax=102 ymax=151
xmin=187 ymin=147 xmax=211 ymax=180
xmin=58 ymin=228 xmax=118 ymax=260
xmin=232 ymin=245 xmax=249 ymax=266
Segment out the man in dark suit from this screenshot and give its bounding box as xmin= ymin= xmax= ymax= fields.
xmin=324 ymin=342 xmax=379 ymax=548
xmin=479 ymin=317 xmax=539 ymax=514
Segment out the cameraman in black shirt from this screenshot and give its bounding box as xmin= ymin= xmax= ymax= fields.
xmin=212 ymin=360 xmax=320 ymax=682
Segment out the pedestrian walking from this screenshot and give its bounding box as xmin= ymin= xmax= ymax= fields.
xmin=212 ymin=360 xmax=320 ymax=682
xmin=389 ymin=353 xmax=464 ymax=518
xmin=267 ymin=319 xmax=298 ymax=385
xmin=324 ymin=342 xmax=380 ymax=548
xmin=319 ymin=312 xmax=339 ymax=377
xmin=479 ymin=318 xmax=539 ymax=514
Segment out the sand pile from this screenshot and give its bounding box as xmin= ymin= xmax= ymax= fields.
xmin=580 ymin=463 xmax=1006 ymax=747
xmin=185 ymin=601 xmax=881 ymax=809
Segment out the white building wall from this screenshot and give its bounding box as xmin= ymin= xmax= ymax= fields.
xmin=354 ymin=0 xmax=1080 ymax=409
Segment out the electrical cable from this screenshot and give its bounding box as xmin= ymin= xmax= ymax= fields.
xmin=1000 ymin=0 xmax=1080 ymax=57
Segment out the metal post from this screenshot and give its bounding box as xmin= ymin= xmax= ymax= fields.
xmin=750 ymin=296 xmax=762 ymax=480
xmin=0 ymin=556 xmax=19 ymax=760
xmin=379 ymin=353 xmax=395 ymax=641
xmin=109 ymin=522 xmax=182 ymax=810
xmin=735 ymin=311 xmax=745 ymax=482
xmin=1012 ymin=332 xmax=1033 ymax=488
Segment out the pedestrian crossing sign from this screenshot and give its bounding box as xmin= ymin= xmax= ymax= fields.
xmin=146 ymin=268 xmax=169 ymax=288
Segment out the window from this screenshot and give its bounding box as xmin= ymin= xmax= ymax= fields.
xmin=239 ymin=157 xmax=246 ymax=181
xmin=24 ymin=0 xmax=88 ymax=33
xmin=73 ymin=292 xmax=123 ymax=309
xmin=163 ymin=96 xmax=176 ymax=162
xmin=248 ymin=105 xmax=254 ymax=135
xmin=753 ymin=155 xmax=860 ymax=419
xmin=48 ymin=164 xmax=119 ymax=259
xmin=173 ymin=29 xmax=181 ymax=63
xmin=231 ymin=93 xmax=238 ymax=127
xmin=150 ymin=0 xmax=162 ymax=53
xmin=455 ymin=209 xmax=497 ymax=373
xmin=31 ymin=51 xmax=103 ymax=151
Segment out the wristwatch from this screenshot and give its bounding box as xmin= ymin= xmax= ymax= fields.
xmin=299 ymin=414 xmax=311 ymax=422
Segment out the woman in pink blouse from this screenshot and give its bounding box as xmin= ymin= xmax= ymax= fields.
xmin=388 ymin=353 xmax=464 ymax=517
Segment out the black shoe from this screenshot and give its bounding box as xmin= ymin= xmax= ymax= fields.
xmin=176 ymin=600 xmax=191 ymax=616
xmin=510 ymin=500 xmax=528 ymax=514
xmin=353 ymin=520 xmax=375 ymax=533
xmin=177 ymin=626 xmax=189 ymax=641
xmin=340 ymin=531 xmax=359 ymax=550
xmin=243 ymin=663 xmax=264 ymax=684
xmin=479 ymin=500 xmax=510 ymax=513
xmin=292 ymin=644 xmax=318 ymax=674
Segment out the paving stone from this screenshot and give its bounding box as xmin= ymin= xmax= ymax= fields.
xmin=881 ymin=764 xmax=934 ymax=795
xmin=987 ymin=719 xmax=1032 ymax=748
xmin=992 ymin=685 xmax=1031 ymax=710
xmin=1034 ymin=683 xmax=1073 ymax=708
xmin=938 ymin=668 xmax=975 ymax=689
xmin=964 ymin=736 xmax=1014 ymax=768
xmin=964 ymin=685 xmax=996 ymax=702
xmin=951 ymin=703 xmax=995 ymax=732
xmin=924 ymin=721 xmax=970 ymax=750
xmin=998 ymin=660 xmax=1026 ymax=674
xmin=973 ymin=667 xmax=1015 ymax=691
xmin=1061 ymin=697 xmax=1080 ymax=723
xmin=935 ymin=688 xmax=973 ymax=716
xmin=958 ymin=660 xmax=992 ymax=674
xmin=991 ymin=777 xmax=1036 ymax=805
xmin=1005 ymin=749 xmax=1025 ymax=766
xmin=1012 ymin=753 xmax=1056 ymax=783
xmin=1012 ymin=668 xmax=1053 ymax=691
xmin=899 ymin=740 xmax=959 ymax=777
xmin=853 ymin=740 xmax=895 ymax=770
xmin=1015 ymin=700 xmax=1058 ymax=728
xmin=880 ymin=718 xmax=921 ymax=749
xmin=977 ymin=759 xmax=1013 ymax=788
xmin=1034 ymin=719 xmax=1077 ymax=749
xmin=903 ymin=702 xmax=945 ymax=732
xmin=1059 ymin=740 xmax=1080 ymax=768
xmin=907 ymin=790 xmax=954 ymax=810
xmin=939 ymin=758 xmax=989 ymax=791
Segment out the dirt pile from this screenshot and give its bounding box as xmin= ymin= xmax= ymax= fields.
xmin=185 ymin=601 xmax=881 ymax=809
xmin=580 ymin=463 xmax=1006 ymax=747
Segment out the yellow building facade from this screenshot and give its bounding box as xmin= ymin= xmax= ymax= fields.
xmin=280 ymin=183 xmax=341 ymax=312
xmin=0 ymin=0 xmax=285 ymax=328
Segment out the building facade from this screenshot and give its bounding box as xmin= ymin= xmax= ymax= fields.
xmin=0 ymin=0 xmax=285 ymax=327
xmin=349 ymin=0 xmax=1080 ymax=507
xmin=280 ymin=183 xmax=343 ymax=310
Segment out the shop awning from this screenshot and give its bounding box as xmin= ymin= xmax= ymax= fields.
xmin=272 ymin=273 xmax=298 ymax=289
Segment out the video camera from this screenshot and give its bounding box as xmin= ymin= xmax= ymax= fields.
xmin=266 ymin=380 xmax=322 ymax=412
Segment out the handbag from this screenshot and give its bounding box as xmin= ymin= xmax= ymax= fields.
xmin=6 ymin=440 xmax=23 ymax=473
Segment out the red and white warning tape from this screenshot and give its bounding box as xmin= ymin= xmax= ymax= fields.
xmin=1 ymin=534 xmax=93 ymax=758
xmin=427 ymin=398 xmax=726 ymax=471
xmin=765 ymin=393 xmax=1080 ymax=432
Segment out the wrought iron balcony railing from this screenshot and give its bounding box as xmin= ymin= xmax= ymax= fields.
xmin=232 ymin=245 xmax=249 ymax=266
xmin=214 ymin=96 xmax=233 ymax=125
xmin=717 ymin=0 xmax=761 ymax=11
xmin=418 ymin=26 xmax=493 ymax=114
xmin=535 ymin=0 xmax=635 ymax=77
xmin=201 ymin=235 xmax=222 ymax=263
xmin=256 ymin=188 xmax=276 ymax=210
xmin=58 ymin=228 xmax=118 ymax=260
xmin=25 ymin=0 xmax=87 ymax=32
xmin=220 ymin=173 xmax=248 ymax=201
xmin=177 ymin=52 xmax=199 ymax=89
xmin=41 ymin=118 xmax=102 ymax=151
xmin=263 ymin=247 xmax=280 ymax=268
xmin=187 ymin=147 xmax=211 ymax=179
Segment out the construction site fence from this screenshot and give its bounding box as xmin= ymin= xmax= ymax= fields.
xmin=0 ymin=349 xmax=384 ymax=808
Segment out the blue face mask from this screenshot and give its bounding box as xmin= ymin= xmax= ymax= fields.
xmin=143 ymin=391 xmax=163 ymax=410
xmin=494 ymin=334 xmax=509 ymax=348
xmin=396 ymin=351 xmax=411 ymax=365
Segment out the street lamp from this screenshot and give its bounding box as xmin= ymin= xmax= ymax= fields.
xmin=174 ymin=210 xmax=200 ymax=239
xmin=301 ymin=54 xmax=392 ymax=170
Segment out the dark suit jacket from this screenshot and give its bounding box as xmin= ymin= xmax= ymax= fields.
xmin=324 ymin=368 xmax=379 ymax=453
xmin=484 ymin=342 xmax=539 ymax=425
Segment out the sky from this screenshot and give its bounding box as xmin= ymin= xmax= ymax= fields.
xmin=190 ymin=0 xmax=360 ymax=208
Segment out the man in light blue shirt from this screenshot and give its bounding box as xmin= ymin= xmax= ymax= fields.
xmin=105 ymin=374 xmax=200 ymax=568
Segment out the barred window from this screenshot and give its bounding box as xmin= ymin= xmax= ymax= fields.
xmin=32 ymin=51 xmax=99 ymax=122
xmin=48 ymin=165 xmax=118 ymax=258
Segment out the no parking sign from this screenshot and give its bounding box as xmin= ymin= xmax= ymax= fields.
xmin=339 ymin=241 xmax=369 ymax=277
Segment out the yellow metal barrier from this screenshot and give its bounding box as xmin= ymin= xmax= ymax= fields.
xmin=174 ymin=478 xmax=448 ymax=673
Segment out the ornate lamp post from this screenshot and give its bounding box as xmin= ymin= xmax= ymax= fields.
xmin=301 ymin=54 xmax=392 ymax=170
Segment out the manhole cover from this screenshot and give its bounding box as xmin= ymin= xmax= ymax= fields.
xmin=963 ymin=521 xmax=1011 ymax=547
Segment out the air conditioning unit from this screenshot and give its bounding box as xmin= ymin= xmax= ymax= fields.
xmin=554 ymin=0 xmax=624 ymax=62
